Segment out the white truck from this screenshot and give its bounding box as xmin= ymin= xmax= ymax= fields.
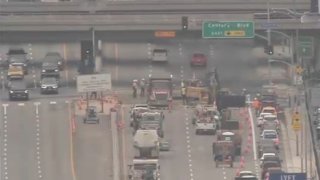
xmin=139 ymin=112 xmax=164 ymax=138
xmin=128 ymin=159 xmax=160 ymax=180
xmin=151 ymin=49 xmax=168 ymax=63
xmin=193 ymin=105 xmax=220 ymax=135
xmin=133 ymin=129 xmax=160 ymax=158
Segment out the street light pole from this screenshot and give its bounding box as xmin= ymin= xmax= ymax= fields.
xmin=92 ymin=27 xmax=96 ymax=61
xmin=267 ymin=0 xmax=272 ymax=85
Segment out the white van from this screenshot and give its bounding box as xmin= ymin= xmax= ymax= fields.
xmin=152 ymin=49 xmax=168 ymax=62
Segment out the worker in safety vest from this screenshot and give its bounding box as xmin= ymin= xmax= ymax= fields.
xmin=181 ymin=86 xmax=187 ymax=105
xmin=252 ymin=98 xmax=261 ymax=117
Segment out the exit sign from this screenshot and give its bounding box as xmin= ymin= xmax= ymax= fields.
xmin=269 ymin=173 xmax=306 ymax=180
xmin=202 ymin=21 xmax=255 ymax=38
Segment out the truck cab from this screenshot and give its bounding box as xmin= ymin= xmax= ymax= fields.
xmin=138 ymin=112 xmax=164 ymax=138
xmin=147 ymin=75 xmax=173 ymax=108
xmin=151 ymin=49 xmax=168 ymax=63
xmin=133 ymin=129 xmax=160 ymax=158
xmin=128 ymin=159 xmax=160 ymax=180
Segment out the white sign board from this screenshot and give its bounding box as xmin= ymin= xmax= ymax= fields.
xmin=77 ymin=74 xmax=111 ymax=93
xmin=294 ymin=75 xmax=303 ymax=85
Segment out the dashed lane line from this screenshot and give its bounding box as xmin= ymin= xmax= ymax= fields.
xmin=1 ymin=71 xmax=4 ymax=91
xmin=1 ymin=104 xmax=8 ymax=180
xmin=209 ymin=44 xmax=214 ymax=58
xmin=184 ymin=108 xmax=194 ymax=180
xmin=178 ymin=43 xmax=183 ymax=56
xmin=28 ymin=43 xmax=33 ymax=61
xmin=180 ymin=66 xmax=184 ymax=82
xmin=222 ymin=167 xmax=227 ymax=179
xmin=34 ymin=103 xmax=43 ymax=179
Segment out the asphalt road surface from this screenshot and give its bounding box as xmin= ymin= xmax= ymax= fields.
xmin=0 ymin=98 xmax=75 ymax=180
xmin=121 ymin=105 xmax=255 ymax=180
xmin=0 ymin=37 xmax=291 ymax=180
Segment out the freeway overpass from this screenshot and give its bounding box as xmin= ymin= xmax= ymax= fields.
xmin=0 ymin=0 xmax=309 ymax=14
xmin=0 ymin=14 xmax=317 ymax=31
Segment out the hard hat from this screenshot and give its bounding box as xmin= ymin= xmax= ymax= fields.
xmin=133 ymin=79 xmax=138 ymax=82
xmin=254 ymin=98 xmax=257 ymax=100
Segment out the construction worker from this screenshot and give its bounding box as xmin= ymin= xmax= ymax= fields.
xmin=140 ymin=78 xmax=145 ymax=97
xmin=252 ymin=98 xmax=261 ymax=116
xmin=181 ymin=86 xmax=187 ymax=105
xmin=132 ymin=79 xmax=138 ymax=98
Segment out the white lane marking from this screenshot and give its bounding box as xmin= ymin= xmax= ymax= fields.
xmin=180 ymin=65 xmax=184 ymax=82
xmin=49 ymin=101 xmax=57 ymax=105
xmin=2 ymin=104 xmax=8 ymax=115
xmin=2 ymin=105 xmax=8 ymax=179
xmin=35 ymin=103 xmax=42 ymax=179
xmin=28 ymin=43 xmax=33 ymax=60
xmin=178 ymin=43 xmax=183 ymax=56
xmin=35 ymin=103 xmax=40 ymax=115
xmin=1 ymin=71 xmax=4 ymax=91
xmin=18 ymin=103 xmax=25 ymax=106
xmin=248 ymin=106 xmax=257 ymax=160
xmin=222 ymin=167 xmax=227 ymax=179
xmin=209 ymin=44 xmax=214 ymax=57
xmin=147 ymin=43 xmax=152 ymax=59
xmin=185 ymin=110 xmax=194 ymax=180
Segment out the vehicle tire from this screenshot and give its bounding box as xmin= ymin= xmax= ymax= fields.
xmin=25 ymin=95 xmax=29 ymax=101
xmin=83 ymin=119 xmax=86 ymax=124
xmin=190 ymin=62 xmax=194 ymax=67
xmin=56 ymin=90 xmax=59 ymax=94
xmin=230 ymin=162 xmax=233 ymax=168
xmin=195 ymin=129 xmax=199 ymax=135
xmin=9 ymin=96 xmax=13 ymax=101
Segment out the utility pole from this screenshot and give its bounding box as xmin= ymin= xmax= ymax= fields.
xmin=92 ymin=27 xmax=96 ymax=61
xmin=267 ymin=0 xmax=272 ymax=85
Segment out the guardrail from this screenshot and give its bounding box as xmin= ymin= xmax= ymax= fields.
xmin=304 ymin=87 xmax=320 ymax=180
xmin=0 ymin=14 xmax=315 ymax=31
xmin=0 ymin=1 xmax=309 ymax=15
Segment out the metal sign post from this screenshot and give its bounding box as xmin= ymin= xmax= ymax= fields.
xmin=292 ymin=111 xmax=301 ymax=156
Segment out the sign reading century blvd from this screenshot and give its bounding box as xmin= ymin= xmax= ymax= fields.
xmin=76 ymin=74 xmax=112 ymax=93
xmin=202 ymin=21 xmax=254 ymax=38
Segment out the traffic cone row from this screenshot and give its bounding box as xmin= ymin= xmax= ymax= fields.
xmin=240 ymin=156 xmax=245 ymax=169
xmin=117 ymin=120 xmax=125 ymax=130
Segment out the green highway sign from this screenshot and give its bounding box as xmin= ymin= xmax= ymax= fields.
xmin=202 ymin=21 xmax=255 ymax=38
xmin=298 ymin=36 xmax=314 ymax=58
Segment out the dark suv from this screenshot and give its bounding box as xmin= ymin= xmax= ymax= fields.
xmin=7 ymin=48 xmax=28 ymax=74
xmin=41 ymin=62 xmax=60 ymax=78
xmin=40 ymin=77 xmax=59 ymax=94
xmin=44 ymin=52 xmax=64 ymax=70
xmin=8 ymin=80 xmax=29 ymax=100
